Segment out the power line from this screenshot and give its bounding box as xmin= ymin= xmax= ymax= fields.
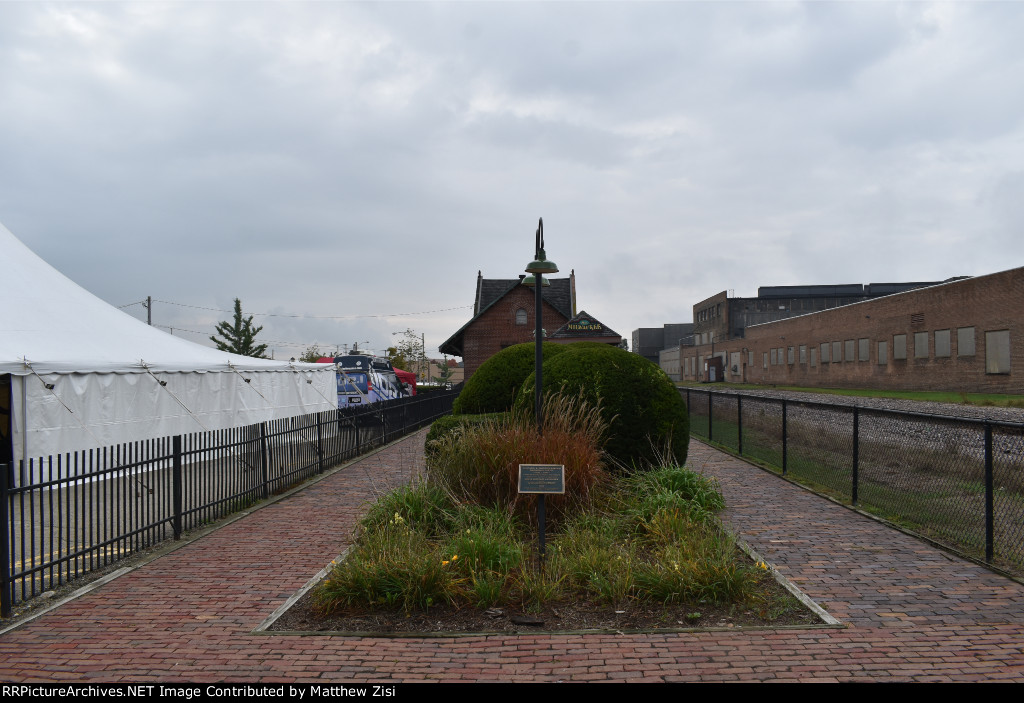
xmin=154 ymin=324 xmax=334 ymax=350
xmin=151 ymin=298 xmax=471 ymax=320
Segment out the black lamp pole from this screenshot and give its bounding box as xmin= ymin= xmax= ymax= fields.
xmin=534 ymin=219 xmax=544 ymax=436
xmin=523 ymin=218 xmax=558 ymax=563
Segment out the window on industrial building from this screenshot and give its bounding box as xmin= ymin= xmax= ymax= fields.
xmin=748 ymin=351 xmax=754 ymax=367
xmin=958 ymin=327 xmax=975 ymax=356
xmin=730 ymin=352 xmax=740 ymax=375
xmin=934 ymin=329 xmax=951 ymax=357
xmin=799 ymin=345 xmax=807 ymax=364
xmin=810 ymin=348 xmax=817 ymax=367
xmin=986 ymin=330 xmax=1011 ymax=374
xmin=893 ymin=334 xmax=907 ymax=360
xmin=878 ymin=341 xmax=888 ymax=365
xmin=832 ymin=341 xmax=842 ymax=362
xmin=820 ymin=343 xmax=830 ymax=363
xmin=763 ymin=352 xmax=768 ymax=369
xmin=845 ymin=339 xmax=855 ymax=362
xmin=914 ymin=331 xmax=929 ymax=359
xmin=770 ymin=348 xmax=777 ymax=365
xmin=858 ymin=338 xmax=869 ymax=362
xmin=515 ymin=308 xmax=527 ymax=325
xmin=788 ymin=346 xmax=795 ymax=364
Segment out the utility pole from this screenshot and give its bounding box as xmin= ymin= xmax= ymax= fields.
xmin=143 ymin=296 xmax=152 ymax=325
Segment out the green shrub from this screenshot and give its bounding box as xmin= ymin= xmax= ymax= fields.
xmin=630 ymin=465 xmax=725 ymax=515
xmin=359 ymin=481 xmax=458 ymax=537
xmin=633 ymin=530 xmax=753 ymax=604
xmin=518 ymin=345 xmax=690 ymax=469
xmin=452 ymin=342 xmax=570 ymax=415
xmin=314 ymin=522 xmax=459 ymax=614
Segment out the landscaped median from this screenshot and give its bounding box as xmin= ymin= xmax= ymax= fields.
xmin=268 ymin=391 xmax=823 ymax=634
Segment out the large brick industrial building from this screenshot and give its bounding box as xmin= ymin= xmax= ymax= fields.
xmin=670 ymin=266 xmax=1022 ymax=394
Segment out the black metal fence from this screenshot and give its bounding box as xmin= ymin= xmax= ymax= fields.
xmin=0 ymin=390 xmax=457 ymax=616
xmin=683 ymin=387 xmax=1024 ymax=574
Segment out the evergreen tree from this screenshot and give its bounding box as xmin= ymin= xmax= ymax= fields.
xmin=210 ymin=298 xmax=268 ymax=358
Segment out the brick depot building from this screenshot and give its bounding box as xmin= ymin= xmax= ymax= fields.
xmin=440 ymin=271 xmax=624 ymax=381
xmin=674 ymin=266 xmax=1023 ymax=394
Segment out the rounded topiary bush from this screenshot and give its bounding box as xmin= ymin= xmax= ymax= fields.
xmin=517 ymin=345 xmax=689 ymax=470
xmin=453 ymin=342 xmax=571 ymax=415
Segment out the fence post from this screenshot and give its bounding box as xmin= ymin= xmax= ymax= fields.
xmin=316 ymin=412 xmax=324 ymax=474
xmin=172 ymin=436 xmax=182 ymax=540
xmin=355 ymin=410 xmax=362 ymax=456
xmin=1 ymin=462 xmax=11 ymax=617
xmin=260 ymin=423 xmax=270 ymax=500
xmin=852 ymin=406 xmax=859 ymax=505
xmin=781 ymin=399 xmax=788 ymax=475
xmin=985 ymin=421 xmax=994 ymax=563
xmin=737 ymin=394 xmax=743 ymax=456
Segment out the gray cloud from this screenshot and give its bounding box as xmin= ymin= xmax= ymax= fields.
xmin=2 ymin=1 xmax=1023 ymax=358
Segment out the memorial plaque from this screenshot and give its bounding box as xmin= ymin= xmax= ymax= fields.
xmin=518 ymin=464 xmax=565 ymax=494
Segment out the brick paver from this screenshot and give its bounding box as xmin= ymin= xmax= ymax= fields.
xmin=1 ymin=434 xmax=1022 ymax=682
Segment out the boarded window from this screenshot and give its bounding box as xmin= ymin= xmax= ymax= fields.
xmin=845 ymin=339 xmax=855 ymax=362
xmin=820 ymin=343 xmax=830 ymax=363
xmin=763 ymin=352 xmax=768 ymax=369
xmin=858 ymin=338 xmax=869 ymax=362
xmin=810 ymin=348 xmax=817 ymax=367
xmin=788 ymin=346 xmax=795 ymax=364
xmin=770 ymin=348 xmax=777 ymax=365
xmin=914 ymin=332 xmax=929 ymax=359
xmin=894 ymin=334 xmax=907 ymax=360
xmin=799 ymin=345 xmax=807 ymax=364
xmin=877 ymin=341 xmax=888 ymax=365
xmin=748 ymin=351 xmax=754 ymax=367
xmin=986 ymin=330 xmax=1011 ymax=374
xmin=958 ymin=327 xmax=975 ymax=356
xmin=935 ymin=329 xmax=951 ymax=357
xmin=832 ymin=341 xmax=842 ymax=363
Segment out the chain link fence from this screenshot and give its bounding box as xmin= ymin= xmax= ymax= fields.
xmin=683 ymin=387 xmax=1024 ymax=575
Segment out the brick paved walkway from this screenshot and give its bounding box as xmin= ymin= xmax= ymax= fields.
xmin=1 ymin=433 xmax=1022 ymax=682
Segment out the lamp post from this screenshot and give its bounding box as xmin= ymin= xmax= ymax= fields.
xmin=522 ymin=218 xmax=558 ymax=436
xmin=522 ymin=219 xmax=558 ymax=564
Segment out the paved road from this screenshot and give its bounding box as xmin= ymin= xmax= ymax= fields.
xmin=1 ymin=432 xmax=1022 ymax=682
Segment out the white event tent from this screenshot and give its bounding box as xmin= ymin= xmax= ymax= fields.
xmin=1 ymin=221 xmax=337 ymax=471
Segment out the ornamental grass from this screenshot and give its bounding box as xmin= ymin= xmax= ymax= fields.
xmin=313 ymin=394 xmax=764 ymax=616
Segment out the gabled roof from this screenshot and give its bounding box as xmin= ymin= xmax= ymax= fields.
xmin=475 ymin=275 xmax=574 ymax=319
xmin=440 ymin=272 xmax=575 ymax=357
xmin=550 ymin=310 xmax=622 ymax=340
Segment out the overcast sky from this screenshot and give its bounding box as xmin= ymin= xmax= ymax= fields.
xmin=3 ymin=1 xmax=1023 ymax=359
